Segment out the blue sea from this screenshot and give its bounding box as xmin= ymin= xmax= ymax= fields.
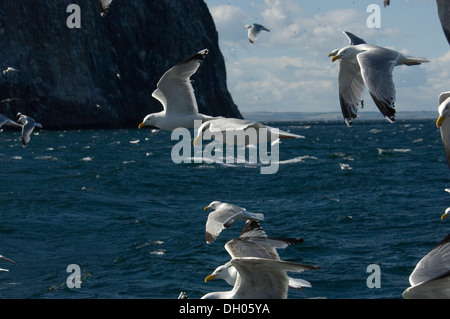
xmin=0 ymin=119 xmax=449 ymax=300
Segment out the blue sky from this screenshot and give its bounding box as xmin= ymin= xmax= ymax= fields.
xmin=203 ymin=0 xmax=449 ymax=118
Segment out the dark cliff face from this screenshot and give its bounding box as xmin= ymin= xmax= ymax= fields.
xmin=0 ymin=0 xmax=241 ymax=129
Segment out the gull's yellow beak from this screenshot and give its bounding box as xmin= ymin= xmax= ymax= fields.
xmin=204 ymin=274 xmax=216 ymax=283
xmin=204 ymin=206 xmax=211 ymax=211
xmin=328 ymin=53 xmax=334 ymax=57
xmin=193 ymin=136 xmax=201 ymax=146
xmin=442 ymin=213 xmax=449 ymax=220
xmin=331 ymin=55 xmax=340 ymax=62
xmin=437 ymin=115 xmax=446 ymax=128
xmin=138 ymin=122 xmax=146 ymax=129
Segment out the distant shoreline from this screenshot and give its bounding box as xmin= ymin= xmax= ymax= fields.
xmin=242 ymin=111 xmax=437 ymax=122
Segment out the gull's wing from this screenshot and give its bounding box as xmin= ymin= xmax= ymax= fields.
xmin=343 ymin=31 xmax=366 ymax=45
xmin=437 ymin=0 xmax=450 ymax=45
xmin=207 ymin=118 xmax=258 ymax=132
xmin=98 ymin=0 xmax=113 ymax=16
xmin=0 ymin=114 xmax=21 ymax=128
xmin=408 ymin=233 xmax=450 ymax=287
xmin=0 ymin=255 xmax=16 ymax=265
xmin=153 ymin=49 xmax=208 ymax=115
xmin=337 ymin=60 xmax=365 ymax=126
xmin=239 ymin=220 xmax=268 ymax=238
xmin=403 ymin=276 xmax=450 ymax=299
xmin=357 ymin=48 xmax=398 ymax=123
xmin=403 ymin=233 xmax=450 ymax=298
xmin=439 ymin=91 xmax=450 ymax=106
xmin=205 ymin=207 xmax=243 ymax=243
xmin=226 ymin=235 xmax=304 ymax=261
xmin=437 ymin=92 xmax=450 ymax=168
xmin=439 ymin=115 xmax=450 ymax=169
xmin=225 ymin=238 xmax=276 ymax=259
xmin=231 ymin=257 xmax=319 ymax=299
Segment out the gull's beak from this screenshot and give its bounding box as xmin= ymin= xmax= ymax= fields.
xmin=437 ymin=115 xmax=446 ymax=128
xmin=331 ymin=55 xmax=340 ymax=62
xmin=204 ymin=206 xmax=211 ymax=211
xmin=193 ymin=136 xmax=200 ymax=146
xmin=327 ymin=53 xmax=334 ymax=57
xmin=442 ymin=212 xmax=449 ymax=220
xmin=204 ymin=274 xmax=216 ymax=283
xmin=138 ymin=122 xmax=146 ymax=129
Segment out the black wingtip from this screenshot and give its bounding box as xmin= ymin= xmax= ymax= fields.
xmin=180 ymin=49 xmax=209 ymax=66
xmin=369 ymin=93 xmax=396 ymax=123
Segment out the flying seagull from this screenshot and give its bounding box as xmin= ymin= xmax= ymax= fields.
xmin=193 ymin=117 xmax=304 ymax=146
xmin=16 ymin=112 xmax=43 ymax=146
xmin=138 ymin=49 xmax=213 ymax=131
xmin=203 ymin=201 xmax=264 ymax=244
xmin=205 ymin=220 xmax=313 ymax=289
xmin=331 ymin=44 xmax=429 ymax=126
xmin=243 ymin=24 xmax=270 ymax=44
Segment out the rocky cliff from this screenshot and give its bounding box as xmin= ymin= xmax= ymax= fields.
xmin=0 ymin=0 xmax=241 ymax=129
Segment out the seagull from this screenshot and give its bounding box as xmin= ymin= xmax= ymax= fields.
xmin=437 ymin=0 xmax=450 ymax=45
xmin=205 ymin=220 xmax=313 ymax=289
xmin=0 ymin=114 xmax=21 ymax=129
xmin=193 ymin=117 xmax=304 ymax=146
xmin=201 ymin=257 xmax=319 ymax=299
xmin=203 ymin=201 xmax=264 ymax=244
xmin=436 ymin=92 xmax=450 ymax=169
xmin=328 ymin=31 xmax=367 ymax=58
xmin=331 ymin=44 xmax=429 ymax=126
xmin=0 ymin=254 xmax=17 ymax=272
xmin=138 ymin=49 xmax=214 ymax=132
xmin=201 ymin=236 xmax=320 ymax=301
xmin=98 ymin=0 xmax=113 ymax=16
xmin=402 ymin=233 xmax=450 ymax=298
xmin=243 ymin=24 xmax=270 ymax=44
xmin=16 ymin=112 xmax=43 ymax=146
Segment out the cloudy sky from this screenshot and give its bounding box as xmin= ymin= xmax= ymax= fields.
xmin=202 ymin=0 xmax=449 ymax=119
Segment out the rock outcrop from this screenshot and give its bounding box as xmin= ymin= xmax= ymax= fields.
xmin=0 ymin=0 xmax=241 ymax=129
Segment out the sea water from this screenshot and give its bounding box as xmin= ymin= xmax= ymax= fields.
xmin=0 ymin=119 xmax=449 ymax=299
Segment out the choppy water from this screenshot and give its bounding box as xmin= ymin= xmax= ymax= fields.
xmin=0 ymin=119 xmax=449 ymax=299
